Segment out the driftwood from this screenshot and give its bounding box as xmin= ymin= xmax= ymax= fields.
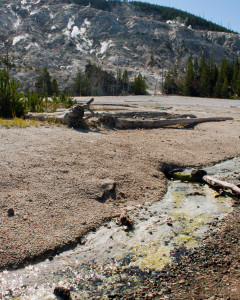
xmin=203 ymin=175 xmax=240 ymax=195
xmin=63 ymin=98 xmax=95 ymax=127
xmin=99 ymin=111 xmax=197 ymax=119
xmin=80 ymin=98 xmax=95 ymax=118
xmin=115 ymin=117 xmax=233 ymax=129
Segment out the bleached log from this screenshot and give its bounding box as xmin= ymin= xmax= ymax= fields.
xmin=203 ymin=175 xmax=240 ymax=195
xmin=80 ymin=98 xmax=95 ymax=118
xmin=115 ymin=117 xmax=233 ymax=129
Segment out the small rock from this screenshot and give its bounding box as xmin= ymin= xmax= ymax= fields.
xmin=207 ymin=296 xmax=216 ymax=300
xmin=6 ymin=289 xmax=13 ymax=296
xmin=119 ymin=191 xmax=126 ymax=198
xmin=119 ymin=211 xmax=134 ymax=231
xmin=53 ymin=286 xmax=71 ymax=300
xmin=108 ymin=294 xmax=120 ymax=299
xmin=7 ymin=208 xmax=14 ymax=217
xmin=97 ymin=181 xmax=116 ymax=203
xmin=178 ymin=279 xmax=185 ymax=284
xmin=187 ymin=192 xmax=204 ymax=196
xmin=159 ymin=286 xmax=172 ymax=295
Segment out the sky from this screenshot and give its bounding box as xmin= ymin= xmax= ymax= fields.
xmin=136 ymin=0 xmax=240 ymax=33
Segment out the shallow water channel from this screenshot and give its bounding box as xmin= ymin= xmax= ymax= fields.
xmin=1 ymin=158 xmax=239 ymax=300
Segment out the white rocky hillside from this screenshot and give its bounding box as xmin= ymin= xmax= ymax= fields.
xmin=1 ymin=0 xmax=240 ymax=92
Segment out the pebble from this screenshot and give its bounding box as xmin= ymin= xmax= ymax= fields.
xmin=178 ymin=279 xmax=185 ymax=284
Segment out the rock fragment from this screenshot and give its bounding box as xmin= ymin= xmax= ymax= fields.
xmin=53 ymin=286 xmax=71 ymax=300
xmin=7 ymin=208 xmax=14 ymax=217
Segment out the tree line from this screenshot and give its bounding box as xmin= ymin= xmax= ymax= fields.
xmin=71 ymin=0 xmax=128 ymax=10
xmin=0 ymin=62 xmax=147 ymax=118
xmin=34 ymin=61 xmax=147 ymax=97
xmin=164 ymin=55 xmax=240 ymax=99
xmin=132 ymin=2 xmax=235 ymax=33
xmin=73 ymin=61 xmax=147 ymax=96
xmin=0 ymin=68 xmax=75 ymax=119
xmin=65 ymin=0 xmax=234 ymax=33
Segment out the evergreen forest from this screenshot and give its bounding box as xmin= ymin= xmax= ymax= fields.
xmin=0 ymin=61 xmax=147 ymax=118
xmin=164 ymin=56 xmax=240 ymax=99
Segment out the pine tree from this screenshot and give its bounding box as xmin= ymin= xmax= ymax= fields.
xmin=133 ymin=73 xmax=147 ymax=95
xmin=192 ymin=58 xmax=199 ymax=96
xmin=221 ymin=76 xmax=230 ymax=98
xmin=183 ymin=55 xmax=195 ymax=96
xmin=232 ymin=58 xmax=239 ymax=94
xmin=214 ymin=59 xmax=226 ymax=98
xmin=35 ymin=67 xmax=52 ymax=96
xmin=235 ymin=71 xmax=240 ymax=97
xmin=51 ymin=78 xmax=59 ymax=96
xmin=0 ymin=69 xmax=25 ymax=118
xmin=208 ymin=58 xmax=218 ymax=97
xmin=163 ymin=70 xmax=178 ymax=94
xmin=74 ymin=69 xmax=84 ymax=96
xmin=74 ymin=69 xmax=91 ymax=96
xmin=199 ymin=56 xmax=210 ymax=97
xmin=122 ymin=70 xmax=129 ymax=94
xmin=214 ymin=74 xmax=222 ymax=98
xmin=116 ymin=69 xmax=122 ymax=95
xmin=117 ymin=69 xmax=122 ymax=82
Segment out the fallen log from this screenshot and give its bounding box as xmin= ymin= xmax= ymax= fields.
xmin=203 ymin=175 xmax=240 ymax=195
xmin=115 ymin=117 xmax=233 ymax=129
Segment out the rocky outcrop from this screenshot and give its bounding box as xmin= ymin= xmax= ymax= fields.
xmin=1 ymin=0 xmax=240 ymax=92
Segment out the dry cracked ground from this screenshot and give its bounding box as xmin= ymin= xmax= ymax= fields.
xmin=0 ymin=95 xmax=240 ymax=299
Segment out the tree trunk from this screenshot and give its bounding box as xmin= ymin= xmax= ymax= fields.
xmin=115 ymin=117 xmax=233 ymax=129
xmin=203 ymin=175 xmax=240 ymax=195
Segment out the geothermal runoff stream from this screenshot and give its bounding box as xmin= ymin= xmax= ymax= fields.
xmin=0 ymin=158 xmax=239 ymax=300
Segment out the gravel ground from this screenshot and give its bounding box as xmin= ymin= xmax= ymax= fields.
xmin=0 ymin=96 xmax=240 ymax=298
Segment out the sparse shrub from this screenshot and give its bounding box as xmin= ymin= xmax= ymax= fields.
xmin=60 ymin=93 xmax=76 ymax=108
xmin=24 ymin=90 xmax=44 ymax=113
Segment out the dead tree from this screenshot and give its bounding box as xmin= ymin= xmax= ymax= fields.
xmin=63 ymin=98 xmax=95 ymax=127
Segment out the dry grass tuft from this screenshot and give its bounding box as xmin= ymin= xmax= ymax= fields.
xmin=0 ymin=118 xmax=39 ymax=128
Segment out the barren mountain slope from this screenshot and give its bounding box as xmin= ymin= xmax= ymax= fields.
xmin=1 ymin=0 xmax=240 ymax=91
